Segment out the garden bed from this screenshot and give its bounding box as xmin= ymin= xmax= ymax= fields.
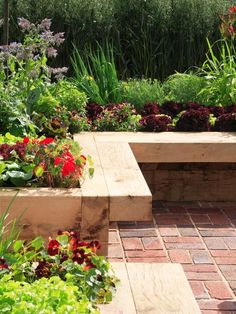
xmin=0 ymin=188 xmax=109 ymax=256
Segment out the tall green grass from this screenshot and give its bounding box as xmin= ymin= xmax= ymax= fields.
xmin=71 ymin=43 xmax=121 ymax=105
xmin=3 ymin=0 xmax=236 ymax=79
xmin=0 ymin=193 xmax=24 ymax=257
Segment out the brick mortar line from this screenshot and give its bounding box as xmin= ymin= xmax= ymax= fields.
xmin=186 ymin=211 xmax=236 ymax=300
xmin=152 ymin=215 xmax=170 ymax=261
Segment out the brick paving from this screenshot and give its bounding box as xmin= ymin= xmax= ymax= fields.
xmin=108 ymin=201 xmax=236 ymax=313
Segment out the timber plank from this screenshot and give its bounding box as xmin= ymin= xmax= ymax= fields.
xmin=99 ymin=263 xmax=136 ymax=314
xmin=96 ymin=142 xmax=152 ymax=221
xmin=127 ymin=263 xmax=201 ymax=314
xmin=74 ymin=134 xmax=109 ymax=255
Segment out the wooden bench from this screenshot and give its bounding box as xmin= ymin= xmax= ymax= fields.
xmin=99 ymin=262 xmax=201 ymax=314
xmin=75 ymin=132 xmax=236 ymax=222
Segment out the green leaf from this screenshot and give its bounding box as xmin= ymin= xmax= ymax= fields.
xmin=0 ymin=162 xmax=6 ymax=175
xmin=34 ymin=165 xmax=44 ymax=178
xmin=56 ymin=234 xmax=69 ymax=246
xmin=31 ymin=237 xmax=44 ymax=250
xmin=13 ymin=240 xmax=23 ymax=253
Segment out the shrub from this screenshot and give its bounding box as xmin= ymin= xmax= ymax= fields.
xmin=92 ymin=103 xmax=141 ymax=131
xmin=175 ymin=109 xmax=210 ymax=131
xmin=141 ymin=103 xmax=160 ymax=116
xmin=162 ymin=73 xmax=206 ymax=104
xmin=140 ymin=114 xmax=172 ymax=132
xmin=0 ymin=275 xmax=98 ymax=313
xmin=214 ymin=113 xmax=236 ymax=131
xmin=121 ymin=79 xmax=164 ymax=112
xmin=160 ymin=101 xmax=184 ymax=117
xmin=0 ymin=134 xmax=93 ymax=188
xmin=55 ymin=81 xmax=88 ymax=113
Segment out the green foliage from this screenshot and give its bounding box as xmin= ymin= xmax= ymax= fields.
xmin=162 ymin=73 xmax=206 ymax=103
xmin=120 ymin=79 xmax=164 ymax=111
xmin=0 ymin=193 xmax=23 ymax=258
xmin=5 ymin=0 xmax=235 ymax=79
xmin=55 ymin=81 xmax=88 ymax=112
xmin=93 ymin=103 xmax=141 ymax=131
xmin=72 ymin=43 xmax=121 ymax=105
xmin=197 ymin=38 xmax=236 ymax=105
xmin=0 ymin=275 xmax=99 ymax=313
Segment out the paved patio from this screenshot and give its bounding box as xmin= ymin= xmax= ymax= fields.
xmin=108 ymin=201 xmax=236 ymax=314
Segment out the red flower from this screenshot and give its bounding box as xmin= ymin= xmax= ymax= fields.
xmin=0 ymin=258 xmax=9 ymax=269
xmin=61 ymin=160 xmax=76 ymax=177
xmin=229 ymin=6 xmax=236 ymax=13
xmin=228 ymin=25 xmax=235 ymax=34
xmin=47 ymin=239 xmax=60 ymax=256
xmin=54 ymin=157 xmax=62 ymax=166
xmin=88 ymin=240 xmax=101 ymax=253
xmin=23 ymin=137 xmax=30 ymax=144
xmin=39 ymin=138 xmax=54 ymax=145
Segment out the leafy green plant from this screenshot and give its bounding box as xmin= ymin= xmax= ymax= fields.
xmin=2 ymin=231 xmax=118 ymax=305
xmin=162 ymin=73 xmax=206 ymax=104
xmin=120 ymin=79 xmax=164 ymax=112
xmin=0 ymin=275 xmax=99 ymax=313
xmin=0 ymin=193 xmax=23 ymax=258
xmin=197 ymin=38 xmax=236 ymax=105
xmin=71 ymin=43 xmax=121 ymax=105
xmin=0 ymin=134 xmax=94 ymax=188
xmin=54 ymin=81 xmax=88 ymax=113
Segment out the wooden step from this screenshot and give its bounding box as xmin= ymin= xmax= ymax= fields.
xmin=96 ymin=142 xmax=152 ymax=221
xmin=99 ymin=262 xmax=201 ymax=314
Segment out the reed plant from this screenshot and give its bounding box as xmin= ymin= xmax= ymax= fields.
xmin=71 ymin=43 xmax=121 ymax=105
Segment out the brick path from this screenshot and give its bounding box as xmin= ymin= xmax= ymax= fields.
xmin=108 ymin=201 xmax=236 ymax=314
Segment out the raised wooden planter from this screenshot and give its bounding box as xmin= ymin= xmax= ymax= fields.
xmin=1 ymin=132 xmax=235 ymax=257
xmin=0 ymin=188 xmax=109 ymax=256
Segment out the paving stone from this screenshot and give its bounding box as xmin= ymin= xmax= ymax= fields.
xmin=190 ymin=214 xmax=211 ymax=224
xmin=187 ymin=207 xmax=221 ymax=214
xmin=186 ymin=272 xmax=222 ymax=281
xmin=219 ymin=265 xmax=236 ymax=281
xmin=168 ymin=250 xmax=192 ymax=263
xmin=154 ymin=214 xmax=192 ymax=226
xmin=158 ymin=226 xmax=179 ymax=236
xmin=125 ymin=250 xmax=166 ymax=258
xmin=166 ymin=206 xmax=187 ymax=213
xmin=178 ymin=226 xmax=198 ymax=236
xmin=119 ymin=228 xmax=157 ymax=238
xmin=210 ymin=250 xmax=236 ymax=257
xmin=142 ymin=237 xmax=163 ymax=250
xmin=108 ymin=243 xmax=124 ymax=258
xmin=127 ymin=257 xmax=169 ymax=263
xmin=204 ymin=238 xmax=227 ymax=250
xmin=191 ymin=251 xmax=213 ymax=264
xmin=228 ymin=281 xmax=236 ymax=292
xmin=163 ymin=236 xmax=201 ymax=243
xmin=198 ymin=300 xmax=236 ymax=311
xmin=214 ymin=257 xmax=236 ymax=265
xmin=204 ymin=281 xmax=233 ymax=300
xmin=189 ymin=281 xmax=209 ymax=299
xmin=182 ymin=264 xmax=218 ymax=273
xmin=198 ymin=227 xmax=236 ymax=237
xmin=108 ymin=231 xmax=120 ymax=243
xmin=122 ymin=238 xmax=143 ymax=250
xmin=208 ymin=213 xmax=231 ymax=225
xmin=223 ymin=237 xmax=236 ymax=249
xmin=165 ymin=242 xmax=205 ymax=250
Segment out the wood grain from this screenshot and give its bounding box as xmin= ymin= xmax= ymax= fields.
xmin=127 ymin=263 xmax=201 ymax=314
xmin=96 ymin=142 xmax=152 ymax=221
xmin=99 ymin=263 xmax=136 ymax=314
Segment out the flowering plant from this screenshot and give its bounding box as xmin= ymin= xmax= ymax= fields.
xmin=220 ymin=6 xmax=236 ymax=40
xmin=0 ymin=133 xmax=93 ymax=187
xmin=1 ymin=231 xmax=118 ymax=305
